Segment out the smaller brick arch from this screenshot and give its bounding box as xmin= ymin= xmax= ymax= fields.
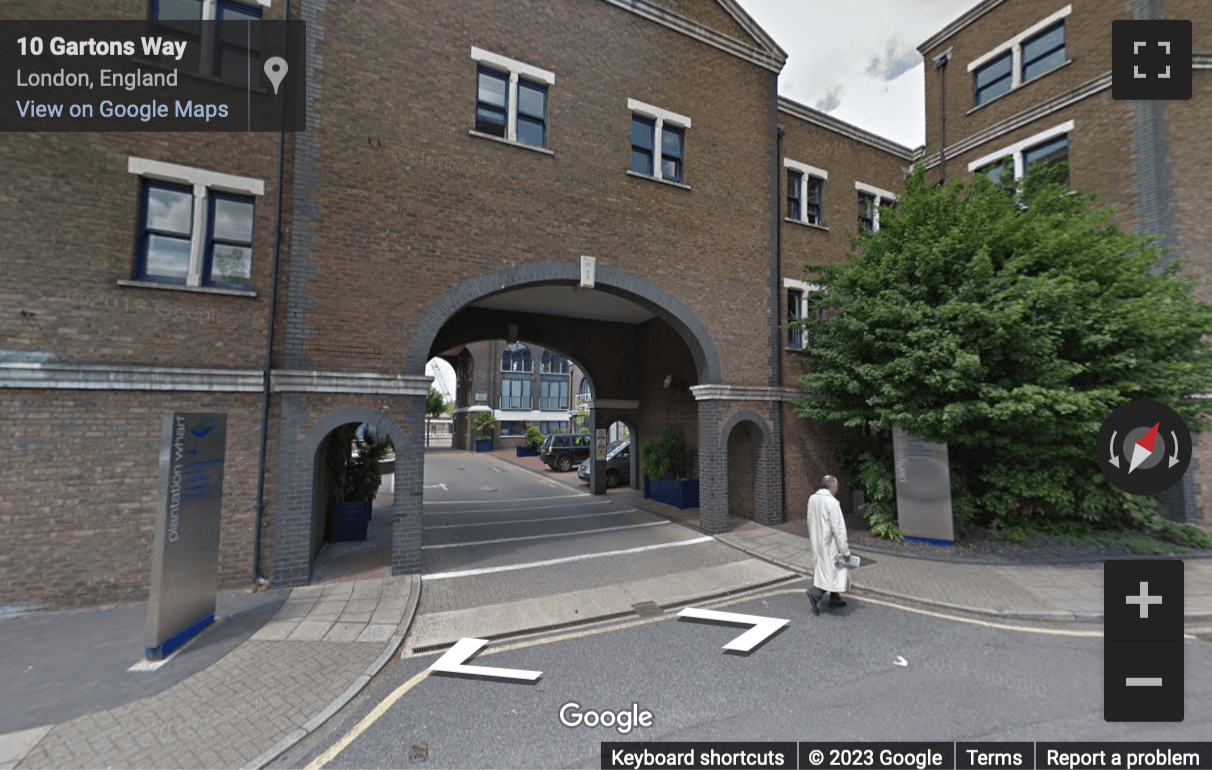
xmin=720 ymin=410 xmax=782 ymax=526
xmin=272 ymin=405 xmax=412 ymax=587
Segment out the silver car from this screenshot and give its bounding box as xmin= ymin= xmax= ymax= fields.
xmin=577 ymin=440 xmax=630 ymax=488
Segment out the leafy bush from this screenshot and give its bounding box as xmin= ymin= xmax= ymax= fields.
xmin=471 ymin=411 xmax=495 ymax=440
xmin=640 ymin=427 xmax=695 ymax=480
xmin=523 ymin=425 xmax=544 ymax=450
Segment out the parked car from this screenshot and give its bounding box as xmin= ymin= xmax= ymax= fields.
xmin=539 ymin=433 xmax=592 ymax=471
xmin=577 ymin=440 xmax=630 ymax=488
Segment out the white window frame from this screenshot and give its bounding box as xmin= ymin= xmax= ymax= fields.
xmin=855 ymin=181 xmax=897 ymax=232
xmin=155 ymin=0 xmax=271 ymax=79
xmin=127 ymin=157 xmax=265 ymax=289
xmin=967 ymin=5 xmax=1071 ymax=96
xmin=628 ymin=98 xmax=691 ymax=182
xmin=784 ymin=158 xmax=828 ymax=227
xmin=471 ymin=47 xmax=555 ymax=145
xmin=967 ymin=120 xmax=1074 ymax=181
xmin=783 ymin=277 xmax=822 ymax=350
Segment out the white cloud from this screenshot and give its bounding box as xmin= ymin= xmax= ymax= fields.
xmin=737 ymin=0 xmax=980 ymax=148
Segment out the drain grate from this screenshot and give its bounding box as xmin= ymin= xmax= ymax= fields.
xmin=409 ymin=742 xmax=428 ymax=763
xmin=632 ymin=601 xmax=664 ymax=618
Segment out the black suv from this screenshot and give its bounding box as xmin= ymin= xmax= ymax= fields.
xmin=539 ymin=433 xmax=591 ymax=471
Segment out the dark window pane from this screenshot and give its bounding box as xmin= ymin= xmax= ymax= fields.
xmin=982 ymin=160 xmax=1008 ymax=184
xmin=974 ymin=51 xmax=1012 ymax=87
xmin=209 ymin=245 xmax=251 ymax=287
xmin=517 ymin=82 xmax=545 ymax=119
xmin=476 ymin=106 xmax=506 ymax=137
xmin=477 ymin=70 xmax=507 ymax=108
xmin=1024 ymin=135 xmax=1068 ymax=167
xmin=212 ymin=197 xmax=254 ymax=242
xmin=631 ymin=116 xmax=654 ymax=151
xmin=858 ymin=193 xmax=876 ymax=230
xmin=517 ymin=116 xmax=545 ymax=148
xmin=1023 ymin=47 xmax=1066 ymax=82
xmin=146 ymin=186 xmax=193 ymax=235
xmin=787 ymin=172 xmax=801 ymax=220
xmin=661 ymin=127 xmax=683 ymax=159
xmin=631 ymin=149 xmax=652 ymax=175
xmin=661 ymin=157 xmax=681 ymax=182
xmin=154 ymin=0 xmax=202 ymax=19
xmin=145 ymin=235 xmax=191 ymax=282
xmin=1022 ymin=22 xmax=1065 ymax=66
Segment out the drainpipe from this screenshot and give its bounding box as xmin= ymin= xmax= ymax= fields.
xmin=252 ymin=0 xmax=291 ymax=585
xmin=775 ymin=120 xmax=786 ymax=521
xmin=933 ymin=47 xmax=952 ymax=184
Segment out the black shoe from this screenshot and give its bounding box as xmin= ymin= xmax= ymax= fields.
xmin=828 ymin=595 xmax=847 ymax=608
xmin=807 ymin=589 xmax=821 ymax=616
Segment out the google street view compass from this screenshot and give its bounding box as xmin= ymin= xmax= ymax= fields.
xmin=1097 ymin=399 xmax=1192 ymax=495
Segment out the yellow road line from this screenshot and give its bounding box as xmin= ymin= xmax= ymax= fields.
xmin=303 ymin=669 xmax=430 ymax=770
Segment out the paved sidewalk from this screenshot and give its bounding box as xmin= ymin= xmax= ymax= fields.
xmin=1 ymin=575 xmax=419 ymax=770
xmin=716 ymin=525 xmax=1212 ymax=627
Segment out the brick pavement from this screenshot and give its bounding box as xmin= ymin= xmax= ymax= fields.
xmin=4 ymin=575 xmax=419 ymax=770
xmin=718 ymin=525 xmax=1212 ymax=625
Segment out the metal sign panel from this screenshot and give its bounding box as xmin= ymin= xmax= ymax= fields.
xmin=145 ymin=413 xmax=227 ymax=660
xmin=595 ymin=429 xmax=608 ymax=459
xmin=892 ymin=425 xmax=954 ymax=544
xmin=580 ymin=255 xmax=596 ymax=289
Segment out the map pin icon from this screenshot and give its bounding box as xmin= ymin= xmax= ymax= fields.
xmin=264 ymin=57 xmax=288 ymax=95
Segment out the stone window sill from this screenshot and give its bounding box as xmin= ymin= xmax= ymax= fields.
xmin=626 ymin=169 xmax=691 ymax=191
xmin=469 ymin=130 xmax=555 ymax=156
xmin=785 ymin=217 xmax=829 ymax=232
xmin=118 ymin=279 xmax=257 ymax=297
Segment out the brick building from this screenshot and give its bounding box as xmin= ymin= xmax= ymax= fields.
xmin=2 ymin=0 xmax=1206 ymax=611
xmin=916 ymin=0 xmax=1212 ymax=522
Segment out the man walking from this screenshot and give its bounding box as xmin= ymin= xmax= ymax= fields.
xmin=807 ymin=475 xmax=852 ymax=616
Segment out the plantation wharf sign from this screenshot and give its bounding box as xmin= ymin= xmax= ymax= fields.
xmin=892 ymin=425 xmax=955 ymax=545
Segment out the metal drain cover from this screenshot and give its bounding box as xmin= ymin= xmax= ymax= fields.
xmin=632 ymin=601 xmax=663 ymax=618
xmin=409 ymin=741 xmax=428 ymax=763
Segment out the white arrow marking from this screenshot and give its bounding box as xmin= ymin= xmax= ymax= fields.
xmin=894 ymin=656 xmax=908 ymax=667
xmin=428 ymin=638 xmax=542 ymax=681
xmin=677 ymin=608 xmax=788 ymax=652
xmin=1169 ymin=431 xmax=1180 ymax=468
xmin=423 ymin=483 xmax=448 ymax=491
xmin=1108 ymin=431 xmax=1120 ymax=468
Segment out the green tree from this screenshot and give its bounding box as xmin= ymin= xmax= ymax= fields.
xmin=425 ymin=388 xmax=445 ymax=446
xmin=792 ymin=163 xmax=1212 ymax=532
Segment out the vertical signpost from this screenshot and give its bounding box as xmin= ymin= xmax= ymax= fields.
xmin=891 ymin=425 xmax=954 ymax=545
xmin=145 ymin=413 xmax=228 ymax=660
xmin=596 ymin=428 xmax=608 ymax=460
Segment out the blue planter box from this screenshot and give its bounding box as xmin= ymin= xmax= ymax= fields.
xmin=332 ymin=500 xmax=372 ymax=541
xmin=475 ymin=438 xmax=493 ymax=452
xmin=516 ymin=446 xmax=540 ymax=457
xmin=643 ymin=477 xmax=700 ymax=510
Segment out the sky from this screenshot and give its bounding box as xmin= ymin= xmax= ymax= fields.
xmin=735 ymin=0 xmax=983 ymax=148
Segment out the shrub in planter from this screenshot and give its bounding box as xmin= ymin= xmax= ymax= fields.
xmin=641 ymin=427 xmax=699 ymax=509
xmin=517 ymin=425 xmax=544 ymax=456
xmin=472 ymin=411 xmax=495 ymax=452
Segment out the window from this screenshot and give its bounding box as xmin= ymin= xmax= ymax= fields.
xmin=630 ymin=116 xmax=654 ymax=176
xmin=575 ymin=379 xmax=591 ymax=407
xmin=540 ymin=377 xmax=569 ymax=411
xmin=661 ymin=126 xmax=684 ymax=183
xmin=967 ymin=120 xmax=1074 ymax=182
xmin=978 ymin=158 xmax=1011 ymax=184
xmin=499 ymin=421 xmax=521 ymax=437
xmin=541 ymin=350 xmax=568 ymax=374
xmin=539 ymin=421 xmax=567 ymax=435
xmin=787 ymin=287 xmax=804 ymax=349
xmin=470 ymin=48 xmax=555 ymax=149
xmin=967 ymin=6 xmax=1071 ymax=107
xmin=855 ymin=182 xmax=896 ymax=232
xmin=627 ymin=99 xmax=691 ymax=184
xmin=128 ymin=157 xmax=264 ymax=290
xmin=787 ymin=170 xmax=801 ymax=221
xmin=783 ymin=278 xmax=822 ymax=350
xmin=500 ymin=373 xmax=531 ymax=410
xmin=785 ymin=159 xmax=827 ymax=226
xmin=475 ymin=68 xmax=508 ymax=138
xmin=149 ymin=0 xmax=264 ymax=86
xmin=858 ymin=193 xmax=876 ymax=231
xmin=973 ymin=51 xmax=1013 ymax=106
xmin=1021 ymin=22 xmax=1066 ymax=83
xmin=500 ymin=343 xmax=532 ymax=372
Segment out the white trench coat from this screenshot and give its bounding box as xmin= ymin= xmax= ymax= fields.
xmin=808 ymin=488 xmax=851 ymax=593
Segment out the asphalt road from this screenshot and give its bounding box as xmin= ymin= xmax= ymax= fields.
xmin=270 ymin=585 xmax=1212 ymax=769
